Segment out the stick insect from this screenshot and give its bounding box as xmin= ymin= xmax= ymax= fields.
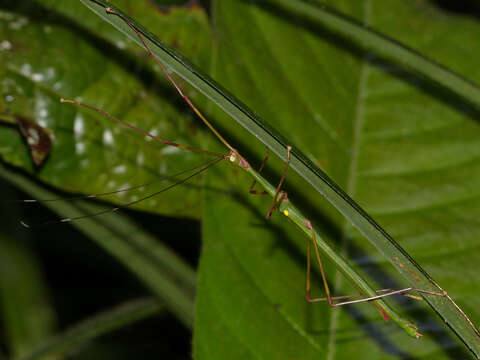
xmin=20 ymin=4 xmax=480 ymax=347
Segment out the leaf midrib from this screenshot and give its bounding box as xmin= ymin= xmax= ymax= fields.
xmin=328 ymin=2 xmax=372 ymax=359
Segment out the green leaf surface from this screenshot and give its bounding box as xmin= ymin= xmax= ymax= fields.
xmin=270 ymin=0 xmax=480 ymax=111
xmin=0 ymin=0 xmax=214 ymax=218
xmin=196 ymin=0 xmax=480 ymax=359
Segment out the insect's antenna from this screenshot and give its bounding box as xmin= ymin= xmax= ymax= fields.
xmin=14 ymin=158 xmax=219 ymax=204
xmin=20 ymin=157 xmax=223 ymax=228
xmin=60 ymin=98 xmax=227 ymax=160
xmin=104 ymin=7 xmax=238 ymax=157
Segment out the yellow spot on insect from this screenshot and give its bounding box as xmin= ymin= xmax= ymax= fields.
xmin=283 ymin=209 xmax=289 ymax=217
xmin=229 ymin=152 xmax=236 ymax=162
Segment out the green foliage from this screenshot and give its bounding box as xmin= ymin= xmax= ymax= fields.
xmin=197 ymin=1 xmax=480 ymax=359
xmin=0 ymin=0 xmax=214 ymax=217
xmin=1 ymin=0 xmax=480 ymax=359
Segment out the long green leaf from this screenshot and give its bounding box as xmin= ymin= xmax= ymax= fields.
xmin=80 ymin=0 xmax=480 ymax=356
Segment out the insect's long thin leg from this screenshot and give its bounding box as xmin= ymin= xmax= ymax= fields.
xmin=105 ymin=7 xmax=238 ymax=157
xmin=306 ymin=228 xmax=313 ymax=302
xmin=326 ymin=287 xmax=447 ymax=306
xmin=306 ymin=223 xmax=334 ymax=306
xmin=61 ymin=98 xmax=227 ymax=160
xmin=266 ymin=146 xmax=292 ymax=219
xmin=249 ymin=148 xmax=269 ymax=195
xmin=305 ymin=288 xmax=446 ymax=305
xmin=305 ymin=222 xmax=447 ymax=306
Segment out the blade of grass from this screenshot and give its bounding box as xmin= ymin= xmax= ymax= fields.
xmin=16 ymin=297 xmax=164 ymax=360
xmin=81 ymin=1 xmax=480 ymax=356
xmin=0 ymin=164 xmax=196 ymax=329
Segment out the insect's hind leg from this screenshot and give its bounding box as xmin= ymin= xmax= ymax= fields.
xmin=305 ymin=222 xmax=447 ymax=306
xmin=305 ymin=221 xmax=335 ymax=306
